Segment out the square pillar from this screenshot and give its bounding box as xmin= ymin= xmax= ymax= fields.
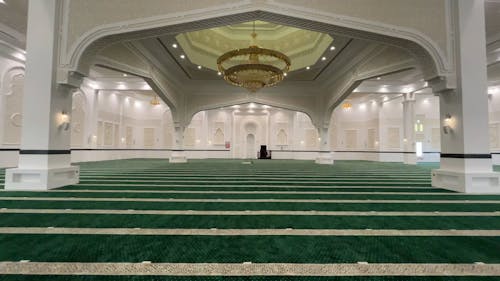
xmin=169 ymin=125 xmax=187 ymax=163
xmin=315 ymin=126 xmax=334 ymax=165
xmin=5 ymin=0 xmax=80 ymax=190
xmin=402 ymin=93 xmax=417 ymax=165
xmin=431 ymin=0 xmax=500 ymax=193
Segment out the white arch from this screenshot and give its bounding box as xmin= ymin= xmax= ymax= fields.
xmin=63 ymin=5 xmax=447 ymax=81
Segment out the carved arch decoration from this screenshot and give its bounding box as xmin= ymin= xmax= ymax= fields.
xmin=214 ymin=128 xmax=225 ymax=145
xmin=1 ymin=67 xmax=25 ymax=145
xmin=70 ymin=90 xmax=87 ymax=147
xmin=61 ymin=5 xmax=449 ymax=84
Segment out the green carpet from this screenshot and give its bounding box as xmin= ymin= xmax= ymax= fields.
xmin=2 ymin=200 xmax=499 ymax=211
xmin=0 ymin=159 xmax=499 ymax=280
xmin=1 ymin=235 xmax=499 ymax=263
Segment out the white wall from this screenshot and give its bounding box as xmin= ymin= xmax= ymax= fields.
xmin=329 ymin=94 xmax=442 ymax=163
xmin=2 ymin=47 xmax=500 ymax=166
xmin=181 ymin=105 xmax=320 ymax=159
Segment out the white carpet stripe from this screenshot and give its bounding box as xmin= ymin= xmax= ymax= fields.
xmin=1 ymin=227 xmax=499 ymax=236
xmin=72 ymin=183 xmax=436 ymax=189
xmin=78 ymin=179 xmax=428 ymax=184
xmin=1 ymin=208 xmax=499 ymax=216
xmin=79 ymin=169 xmax=428 ymax=173
xmin=0 ymin=196 xmax=498 ymax=204
xmin=1 ymin=262 xmax=499 ymax=276
xmin=0 ymin=189 xmax=465 ymax=196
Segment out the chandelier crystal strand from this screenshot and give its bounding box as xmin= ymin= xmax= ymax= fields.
xmin=217 ymin=22 xmax=291 ymax=92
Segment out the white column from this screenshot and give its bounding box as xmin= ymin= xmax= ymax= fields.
xmin=431 ymin=0 xmax=500 ymax=193
xmin=5 ymin=0 xmax=80 ymax=190
xmin=315 ymin=126 xmax=334 ymax=165
xmin=169 ymin=125 xmax=187 ymax=163
xmin=402 ymin=93 xmax=417 ymax=165
xmin=118 ymin=94 xmax=125 ymax=148
xmin=89 ymin=90 xmax=99 ymax=149
xmin=202 ymin=111 xmax=209 ymax=150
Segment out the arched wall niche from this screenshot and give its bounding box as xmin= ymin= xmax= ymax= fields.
xmin=277 ymin=129 xmax=287 ymax=146
xmin=243 ymin=122 xmax=259 ymax=159
xmin=214 ymin=128 xmax=225 ymax=145
xmin=1 ymin=67 xmax=25 ymax=146
xmin=67 ymin=7 xmax=447 ymax=86
xmin=244 ymin=122 xmax=257 ymax=134
xmin=70 ymin=90 xmax=87 ymax=147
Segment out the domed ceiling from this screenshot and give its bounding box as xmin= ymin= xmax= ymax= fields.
xmin=175 ymin=20 xmax=333 ymax=72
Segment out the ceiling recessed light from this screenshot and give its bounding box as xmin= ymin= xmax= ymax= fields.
xmin=330 ymin=46 xmax=336 ymax=51
xmin=306 ymin=66 xmax=310 ymax=70
xmin=180 ymin=54 xmax=185 ymax=59
xmin=123 ymin=73 xmax=128 ymax=77
xmin=283 ymin=73 xmax=287 ymax=76
xmin=0 ymin=0 xmax=5 ymax=4
xmin=321 ymin=57 xmax=326 ymax=61
xmin=197 ymin=65 xmax=202 ymax=69
xmin=172 ymin=43 xmax=178 ymax=48
xmin=217 ymin=71 xmax=222 ymax=76
xmin=376 ymin=77 xmax=381 ymax=80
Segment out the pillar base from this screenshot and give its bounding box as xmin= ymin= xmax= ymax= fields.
xmin=404 ymin=153 xmax=417 ymax=165
xmin=5 ymin=166 xmax=80 ymax=191
xmin=432 ymin=158 xmax=500 ymax=193
xmin=315 ymin=152 xmax=334 ymax=165
xmin=169 ymin=150 xmax=187 ymax=163
xmin=432 ymin=169 xmax=500 ymax=194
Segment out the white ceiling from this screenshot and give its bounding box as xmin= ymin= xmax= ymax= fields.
xmin=486 ymin=0 xmax=500 ymax=41
xmin=2 ymin=1 xmax=500 ymax=106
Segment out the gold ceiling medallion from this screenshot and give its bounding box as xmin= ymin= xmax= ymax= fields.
xmin=217 ymin=22 xmax=291 ymax=93
xmin=150 ymin=96 xmax=161 ymax=106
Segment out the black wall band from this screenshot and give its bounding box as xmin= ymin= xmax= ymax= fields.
xmin=333 ymin=150 xmax=416 ymax=154
xmin=1 ymin=149 xmax=231 ymax=152
xmin=440 ymin=153 xmax=492 ymax=159
xmin=2 ymin=150 xmax=496 ymax=157
xmin=19 ymin=150 xmax=71 ymax=155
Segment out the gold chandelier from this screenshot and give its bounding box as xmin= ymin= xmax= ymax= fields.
xmin=150 ymin=95 xmax=161 ymax=106
xmin=217 ymin=22 xmax=291 ymax=92
xmin=341 ymin=102 xmax=352 ymax=110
